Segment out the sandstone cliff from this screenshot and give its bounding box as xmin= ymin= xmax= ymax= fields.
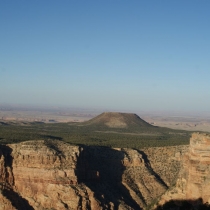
xmin=0 ymin=133 xmax=208 ymax=210
xmin=158 ymin=132 xmax=210 ymax=208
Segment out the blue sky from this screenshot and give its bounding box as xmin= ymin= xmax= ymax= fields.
xmin=0 ymin=0 xmax=209 ymax=113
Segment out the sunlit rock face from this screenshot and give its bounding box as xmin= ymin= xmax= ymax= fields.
xmin=1 ymin=133 xmax=209 ymax=209
xmin=159 ymin=133 xmax=210 ymax=207
xmin=186 ymin=133 xmax=210 ymax=203
xmin=0 ymin=141 xmax=100 ymax=210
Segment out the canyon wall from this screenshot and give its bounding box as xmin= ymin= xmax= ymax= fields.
xmin=158 ymin=133 xmax=210 ymax=207
xmin=0 ymin=133 xmax=209 ymax=209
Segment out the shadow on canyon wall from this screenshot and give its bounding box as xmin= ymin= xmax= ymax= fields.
xmin=136 ymin=149 xmax=168 ymax=188
xmin=155 ymin=198 xmax=210 ymax=210
xmin=2 ymin=188 xmax=34 ymax=210
xmin=0 ymin=145 xmax=34 ymax=210
xmin=76 ymin=145 xmax=142 ymax=210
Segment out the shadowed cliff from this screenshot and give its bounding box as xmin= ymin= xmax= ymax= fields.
xmin=76 ymin=146 xmax=142 ymax=210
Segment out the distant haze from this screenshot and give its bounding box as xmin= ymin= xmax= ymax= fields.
xmin=0 ymin=1 xmax=210 ymax=114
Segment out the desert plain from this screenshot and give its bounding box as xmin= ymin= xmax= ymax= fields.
xmin=1 ymin=107 xmax=210 ymax=133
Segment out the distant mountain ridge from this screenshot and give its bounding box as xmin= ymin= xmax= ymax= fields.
xmin=83 ymin=112 xmax=152 ymax=129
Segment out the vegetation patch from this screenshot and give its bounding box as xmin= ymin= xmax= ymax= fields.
xmin=0 ymin=112 xmax=192 ymax=148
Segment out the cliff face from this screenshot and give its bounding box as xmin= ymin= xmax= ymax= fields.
xmin=186 ymin=133 xmax=210 ymax=202
xmin=0 ymin=134 xmax=209 ymax=209
xmin=159 ymin=133 xmax=210 ymax=206
xmin=0 ymin=141 xmax=95 ymax=210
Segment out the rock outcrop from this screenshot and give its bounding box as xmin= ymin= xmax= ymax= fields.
xmin=158 ymin=133 xmax=210 ymax=207
xmin=0 ymin=133 xmax=209 ymax=209
xmin=186 ymin=133 xmax=210 ymax=203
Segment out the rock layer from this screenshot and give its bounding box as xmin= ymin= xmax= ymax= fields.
xmin=158 ymin=133 xmax=210 ymax=207
xmin=186 ymin=133 xmax=210 ymax=203
xmin=0 ymin=133 xmax=209 ymax=209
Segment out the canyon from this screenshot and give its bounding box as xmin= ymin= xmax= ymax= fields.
xmin=0 ymin=133 xmax=209 ymax=209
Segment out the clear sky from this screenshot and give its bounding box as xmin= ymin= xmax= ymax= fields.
xmin=0 ymin=0 xmax=209 ymax=113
